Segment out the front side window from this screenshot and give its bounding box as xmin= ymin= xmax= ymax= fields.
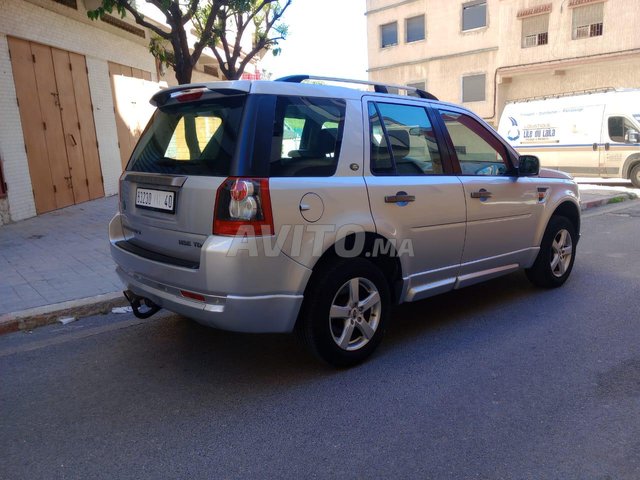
xmin=608 ymin=116 xmax=639 ymax=143
xmin=128 ymin=95 xmax=245 ymax=176
xmin=439 ymin=110 xmax=511 ymax=176
xmin=269 ymin=96 xmax=345 ymax=177
xmin=521 ymin=14 xmax=549 ymax=47
xmin=572 ymin=2 xmax=604 ymax=39
xmin=381 ymin=22 xmax=398 ymax=47
xmin=406 ymin=15 xmax=425 ymax=43
xmin=462 ymin=1 xmax=487 ymax=31
xmin=462 ymin=74 xmax=486 ymax=103
xmin=369 ymin=102 xmax=443 ymax=176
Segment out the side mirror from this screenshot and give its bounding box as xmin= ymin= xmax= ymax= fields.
xmin=626 ymin=129 xmax=639 ymax=144
xmin=518 ymin=155 xmax=540 ymax=176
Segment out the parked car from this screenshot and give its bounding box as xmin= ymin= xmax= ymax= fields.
xmin=498 ymin=89 xmax=640 ymax=187
xmin=109 ymin=75 xmax=581 ymax=367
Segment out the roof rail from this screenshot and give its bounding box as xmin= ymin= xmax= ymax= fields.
xmin=276 ymin=75 xmax=438 ymax=101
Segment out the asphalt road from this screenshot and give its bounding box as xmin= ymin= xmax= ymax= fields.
xmin=1 ymin=201 xmax=640 ymax=480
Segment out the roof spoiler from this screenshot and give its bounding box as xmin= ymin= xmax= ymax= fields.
xmin=150 ymin=84 xmax=249 ymax=107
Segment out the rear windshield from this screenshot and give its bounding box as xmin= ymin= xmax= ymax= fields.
xmin=127 ymin=95 xmax=245 ymax=176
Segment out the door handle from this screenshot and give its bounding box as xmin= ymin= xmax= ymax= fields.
xmin=470 ymin=189 xmax=492 ymax=199
xmin=384 ymin=193 xmax=415 ymax=204
xmin=604 ymin=143 xmax=610 ymax=151
xmin=592 ymin=143 xmax=598 ymax=151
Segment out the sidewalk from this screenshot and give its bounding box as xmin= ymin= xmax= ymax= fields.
xmin=0 ymin=195 xmax=123 ymax=331
xmin=0 ymin=183 xmax=638 ymax=333
xmin=577 ymin=182 xmax=638 ymax=210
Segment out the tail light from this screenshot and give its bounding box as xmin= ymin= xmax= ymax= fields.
xmin=213 ymin=178 xmax=274 ymax=236
xmin=172 ymin=88 xmax=205 ymax=103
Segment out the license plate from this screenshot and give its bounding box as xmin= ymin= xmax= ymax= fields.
xmin=135 ymin=188 xmax=175 ymax=213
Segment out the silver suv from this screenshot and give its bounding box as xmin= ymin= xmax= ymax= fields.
xmin=109 ymin=76 xmax=580 ymax=366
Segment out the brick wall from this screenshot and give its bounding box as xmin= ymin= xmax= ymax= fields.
xmin=0 ymin=33 xmax=35 ymax=223
xmin=0 ymin=0 xmax=159 ymax=223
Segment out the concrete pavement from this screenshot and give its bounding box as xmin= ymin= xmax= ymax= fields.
xmin=0 ymin=182 xmax=638 ymax=333
xmin=0 ymin=196 xmax=124 ymax=332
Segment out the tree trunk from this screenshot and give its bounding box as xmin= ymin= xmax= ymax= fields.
xmin=175 ymin=64 xmax=192 ymax=84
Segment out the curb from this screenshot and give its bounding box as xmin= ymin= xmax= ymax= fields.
xmin=580 ymin=192 xmax=638 ymax=211
xmin=0 ymin=292 xmax=128 ymax=336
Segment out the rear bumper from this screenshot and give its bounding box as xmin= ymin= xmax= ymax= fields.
xmin=109 ymin=213 xmax=311 ymax=333
xmin=117 ymin=267 xmax=304 ymax=333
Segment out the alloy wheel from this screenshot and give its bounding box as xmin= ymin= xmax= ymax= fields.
xmin=550 ymin=228 xmax=573 ymax=278
xmin=329 ymin=277 xmax=382 ymax=351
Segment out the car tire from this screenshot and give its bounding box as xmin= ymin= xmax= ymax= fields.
xmin=525 ymin=215 xmax=576 ymax=288
xmin=630 ymin=163 xmax=640 ymax=189
xmin=297 ymin=258 xmax=391 ymax=367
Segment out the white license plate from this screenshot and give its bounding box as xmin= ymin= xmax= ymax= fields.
xmin=135 ymin=188 xmax=175 ymax=213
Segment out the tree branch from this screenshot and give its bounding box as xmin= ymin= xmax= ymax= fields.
xmin=191 ymin=2 xmax=221 ymax=63
xmin=182 ymin=0 xmax=200 ymax=24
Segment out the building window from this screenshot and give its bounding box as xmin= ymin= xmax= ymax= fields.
xmin=407 ymin=81 xmax=426 ymax=97
xmin=52 ymin=0 xmax=77 ymax=8
xmin=101 ymin=14 xmax=146 ymax=38
xmin=462 ymin=74 xmax=486 ymax=102
xmin=381 ymin=22 xmax=398 ymax=48
xmin=406 ymin=15 xmax=425 ymax=43
xmin=572 ymin=2 xmax=604 ymax=39
xmin=521 ymin=14 xmax=549 ymax=48
xmin=462 ymin=1 xmax=487 ymax=31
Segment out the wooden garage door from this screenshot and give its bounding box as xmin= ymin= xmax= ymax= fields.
xmin=108 ymin=62 xmax=152 ymax=169
xmin=8 ymin=37 xmax=104 ymax=214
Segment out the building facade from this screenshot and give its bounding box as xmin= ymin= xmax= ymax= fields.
xmin=0 ymin=0 xmax=263 ymax=225
xmin=366 ymin=0 xmax=640 ymax=125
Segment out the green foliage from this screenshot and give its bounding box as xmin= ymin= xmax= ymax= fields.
xmin=149 ymin=36 xmax=175 ymax=70
xmin=86 ymin=0 xmax=127 ymax=20
xmin=87 ymin=0 xmax=291 ymax=82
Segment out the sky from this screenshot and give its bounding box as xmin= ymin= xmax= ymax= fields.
xmin=260 ymin=0 xmax=368 ymax=80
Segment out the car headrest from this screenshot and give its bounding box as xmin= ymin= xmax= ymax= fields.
xmin=313 ymin=128 xmax=338 ymax=155
xmin=387 ymin=129 xmax=410 ymax=159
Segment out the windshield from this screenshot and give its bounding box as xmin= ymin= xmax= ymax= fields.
xmin=127 ymin=95 xmax=246 ymax=176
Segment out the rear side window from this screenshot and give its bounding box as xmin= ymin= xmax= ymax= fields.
xmin=128 ymin=95 xmax=245 ymax=176
xmin=368 ymin=102 xmax=443 ymax=176
xmin=269 ymin=96 xmax=346 ymax=177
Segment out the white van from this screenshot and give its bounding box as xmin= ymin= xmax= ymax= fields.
xmin=498 ymin=89 xmax=640 ymax=187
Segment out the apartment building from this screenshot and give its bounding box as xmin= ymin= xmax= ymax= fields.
xmin=366 ymin=0 xmax=640 ymax=125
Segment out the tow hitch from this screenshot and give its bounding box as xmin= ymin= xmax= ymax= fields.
xmin=123 ymin=290 xmax=161 ymax=319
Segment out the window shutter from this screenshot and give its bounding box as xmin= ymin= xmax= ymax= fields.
xmin=572 ymin=2 xmax=604 ymax=31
